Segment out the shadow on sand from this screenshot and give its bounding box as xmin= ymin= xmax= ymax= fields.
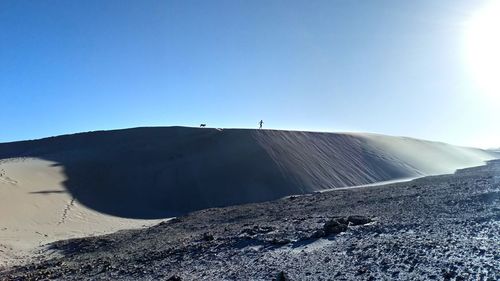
xmin=0 ymin=127 xmax=304 ymax=219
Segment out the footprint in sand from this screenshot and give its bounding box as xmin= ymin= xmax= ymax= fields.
xmin=35 ymin=231 xmax=49 ymax=238
xmin=0 ymin=168 xmax=18 ymax=185
xmin=0 ymin=176 xmax=18 ymax=185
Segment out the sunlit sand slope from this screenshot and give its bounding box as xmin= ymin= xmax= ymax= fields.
xmin=0 ymin=158 xmax=163 ymax=267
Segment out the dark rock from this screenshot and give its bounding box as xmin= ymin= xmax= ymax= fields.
xmin=270 ymin=238 xmax=291 ymax=245
xmin=347 ymin=215 xmax=372 ymax=226
xmin=167 ymin=275 xmax=182 ymax=281
xmin=311 ymin=229 xmax=326 ymax=238
xmin=202 ymin=233 xmax=214 ymax=241
xmin=170 ymin=217 xmax=182 ymax=223
xmin=241 ymin=228 xmax=257 ymax=236
xmin=241 ymin=225 xmax=275 ymax=236
xmin=323 ymin=219 xmax=348 ymax=235
xmin=275 ymin=271 xmax=291 ymax=281
xmin=259 ymin=226 xmax=275 ymax=233
xmin=442 ymin=270 xmax=456 ymax=280
xmin=336 ymin=217 xmax=349 ymax=225
xmin=356 ymin=267 xmax=368 ymax=275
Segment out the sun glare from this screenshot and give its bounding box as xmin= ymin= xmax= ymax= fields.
xmin=464 ymin=1 xmax=500 ymax=101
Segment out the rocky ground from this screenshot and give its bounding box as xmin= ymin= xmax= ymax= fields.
xmin=1 ymin=160 xmax=500 ymax=281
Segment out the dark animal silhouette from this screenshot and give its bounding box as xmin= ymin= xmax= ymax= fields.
xmin=200 ymin=124 xmax=206 ymax=128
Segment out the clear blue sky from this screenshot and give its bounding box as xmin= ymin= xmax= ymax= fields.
xmin=1 ymin=0 xmax=499 ymax=148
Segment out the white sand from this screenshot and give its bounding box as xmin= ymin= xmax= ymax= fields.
xmin=0 ymin=157 xmax=163 ymax=268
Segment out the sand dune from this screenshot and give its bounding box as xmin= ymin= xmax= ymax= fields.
xmin=0 ymin=127 xmax=497 ymax=266
xmin=0 ymin=127 xmax=496 ymax=218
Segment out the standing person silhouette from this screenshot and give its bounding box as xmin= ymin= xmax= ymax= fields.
xmin=259 ymin=120 xmax=264 ymax=129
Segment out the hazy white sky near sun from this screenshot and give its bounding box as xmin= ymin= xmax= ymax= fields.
xmin=0 ymin=0 xmax=499 ymax=148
